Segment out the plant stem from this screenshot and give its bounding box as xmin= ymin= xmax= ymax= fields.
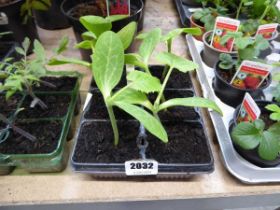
xmin=259 ymin=4 xmax=271 ymax=23
xmin=154 ymin=66 xmax=174 ymax=110
xmin=236 ymin=0 xmax=244 ymax=19
xmin=144 ymin=65 xmax=151 ymax=75
xmin=106 ymin=103 xmax=119 ymax=146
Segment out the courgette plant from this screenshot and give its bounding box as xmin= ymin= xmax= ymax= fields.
xmin=231 ymin=104 xmax=280 ymax=161
xmin=49 ymin=16 xmax=222 ymax=145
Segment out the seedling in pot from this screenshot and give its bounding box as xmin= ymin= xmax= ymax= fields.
xmin=231 ymin=103 xmax=280 ymax=161
xmin=49 ymin=15 xmax=135 ymax=67
xmin=192 ymin=7 xmax=228 ymax=31
xmin=125 ymin=27 xmax=222 ymax=126
xmin=20 ymin=0 xmax=51 ymax=23
xmin=91 ymin=31 xmax=168 ymax=146
xmin=0 ymin=38 xmax=50 ymax=108
xmin=220 ymin=32 xmax=270 ymax=66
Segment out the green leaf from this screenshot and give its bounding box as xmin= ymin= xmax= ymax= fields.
xmin=22 ymin=37 xmax=30 ymax=53
xmin=33 ymin=39 xmax=45 ymax=61
xmin=235 ymin=37 xmax=255 ymax=49
xmin=79 ymin=16 xmax=112 ymax=37
xmin=15 ymin=47 xmax=25 ymax=56
xmin=265 ymin=104 xmax=280 ymax=112
xmin=92 ymin=31 xmax=124 ymax=98
xmin=82 ymin=31 xmax=97 ymax=40
xmin=231 ymin=122 xmax=261 ymax=150
xmin=258 ymin=131 xmax=280 ymax=160
xmin=54 ymin=36 xmax=69 ymax=55
xmin=138 ymin=28 xmax=162 ymax=64
xmin=254 ymin=35 xmax=270 ymax=51
xmin=75 ymin=40 xmax=93 ymax=50
xmin=115 ymin=102 xmax=168 ymax=143
xmin=105 ymin=15 xmax=128 ymax=22
xmin=111 ymin=88 xmax=153 ymax=110
xmin=117 ymin=21 xmax=136 ymax=50
xmin=124 ymin=54 xmax=146 ymax=69
xmin=48 ymin=57 xmax=91 ymax=67
xmin=162 ymin=28 xmax=202 ymax=42
xmin=127 ymin=71 xmax=162 ymax=93
xmin=238 ymin=46 xmax=258 ymax=61
xmin=158 ymin=97 xmax=222 ymax=114
xmin=31 ymin=0 xmax=49 ymax=11
xmin=156 ymin=52 xmax=198 ymax=72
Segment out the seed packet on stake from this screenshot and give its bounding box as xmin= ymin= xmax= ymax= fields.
xmin=230 ymin=60 xmax=272 ymax=90
xmin=106 ymin=0 xmax=130 ymax=16
xmin=237 ymin=93 xmax=261 ymax=123
xmin=210 ymin=16 xmax=240 ymax=52
xmin=256 ymin=23 xmax=279 ymax=40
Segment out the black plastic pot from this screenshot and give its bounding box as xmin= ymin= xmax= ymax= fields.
xmin=137 ymin=0 xmax=145 ymax=31
xmin=0 ymin=0 xmax=39 ymax=53
xmin=230 ymin=100 xmax=280 ymax=168
xmin=61 ymin=0 xmax=144 ymax=61
xmin=213 ymin=61 xmax=272 ymax=107
xmin=71 ymin=74 xmax=214 ymax=178
xmin=34 ymin=0 xmax=70 ymax=30
xmin=0 ymin=72 xmax=82 ymax=175
xmin=202 ymin=31 xmax=237 ymax=68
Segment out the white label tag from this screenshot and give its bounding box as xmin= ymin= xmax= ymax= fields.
xmin=256 ymin=23 xmax=278 ymax=39
xmin=230 ymin=60 xmax=272 ymax=89
xmin=188 ymin=8 xmax=202 ymax=13
xmin=237 ymin=93 xmax=261 ymax=123
xmin=83 ymin=93 xmax=92 ymax=111
xmin=0 ymin=12 xmax=8 ymax=25
xmin=125 ymin=160 xmax=158 ymax=176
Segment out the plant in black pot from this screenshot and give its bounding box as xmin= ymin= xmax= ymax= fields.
xmin=213 ymin=32 xmax=272 ymax=107
xmin=61 ymin=0 xmax=144 ymax=60
xmin=0 ymin=37 xmax=82 ymax=174
xmin=68 ymin=24 xmax=222 ymax=177
xmin=0 ymin=0 xmax=49 ymax=52
xmin=231 ymin=101 xmax=280 ymax=167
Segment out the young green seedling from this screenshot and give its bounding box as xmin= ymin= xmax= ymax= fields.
xmin=0 ymin=38 xmax=49 ymax=108
xmin=92 ymin=31 xmax=168 ymax=145
xmin=49 ymin=15 xmax=136 ymax=67
xmin=231 ymin=105 xmax=280 ymax=161
xmin=21 ymin=0 xmax=51 ymax=23
xmin=220 ymin=31 xmax=270 ymax=65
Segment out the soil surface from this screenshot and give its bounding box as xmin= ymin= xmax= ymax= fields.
xmin=69 ymin=1 xmax=107 ymax=18
xmin=149 ymin=66 xmax=193 ymax=89
xmin=84 ymin=89 xmax=131 ymax=120
xmin=18 ymin=94 xmax=71 ymax=119
xmin=146 ymin=121 xmax=211 ymax=163
xmin=34 ymin=76 xmax=78 ymax=92
xmin=0 ymin=94 xmax=22 ymax=117
xmin=72 ymin=120 xmax=140 ymax=163
xmin=0 ymin=120 xmax=62 ymax=154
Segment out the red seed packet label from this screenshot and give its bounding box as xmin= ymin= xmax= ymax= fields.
xmin=210 ymin=17 xmax=240 ymax=52
xmin=237 ymin=93 xmax=261 ymax=123
xmin=230 ymin=60 xmax=272 ymax=90
xmin=107 ymin=0 xmax=130 ymax=16
xmin=256 ymin=23 xmax=279 ymax=39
